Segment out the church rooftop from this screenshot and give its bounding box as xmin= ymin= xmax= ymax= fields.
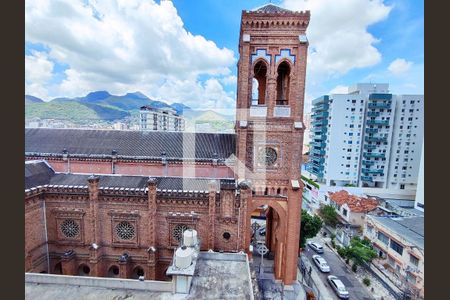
xmin=251 ymin=3 xmax=293 ymax=13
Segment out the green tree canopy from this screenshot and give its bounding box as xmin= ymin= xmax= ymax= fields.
xmin=343 ymin=237 xmax=377 ymax=266
xmin=319 ymin=204 xmax=339 ymax=228
xmin=300 ymin=210 xmax=323 ymax=248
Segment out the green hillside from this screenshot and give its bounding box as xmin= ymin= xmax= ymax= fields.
xmin=25 ymin=102 xmax=129 ymax=121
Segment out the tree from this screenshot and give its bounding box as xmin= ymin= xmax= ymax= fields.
xmin=319 ymin=204 xmax=339 ymax=227
xmin=299 ymin=210 xmax=323 ymax=248
xmin=343 ymin=237 xmax=377 ymax=266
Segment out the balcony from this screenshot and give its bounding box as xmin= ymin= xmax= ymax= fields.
xmin=362 ymin=168 xmax=384 ymax=175
xmin=365 ymin=136 xmax=387 ymax=143
xmin=312 ymin=103 xmax=329 ymax=112
xmin=250 ymin=105 xmax=267 ymax=117
xmin=364 ymin=144 xmax=377 ymax=150
xmin=310 ymin=149 xmax=326 ymax=156
xmin=367 ymin=111 xmax=380 ymax=117
xmin=312 ymin=127 xmax=326 ymax=133
xmin=312 ymin=111 xmax=329 ymax=119
xmin=365 ymin=128 xmax=379 ymax=134
xmin=311 ymin=157 xmax=325 ymax=164
xmin=368 ymin=103 xmax=391 ymax=109
xmin=369 ymin=93 xmax=393 ymax=101
xmin=361 ymin=176 xmax=373 ymax=182
xmin=274 ymin=106 xmax=291 ymax=117
xmin=366 ymin=119 xmax=389 ymax=126
xmin=311 ymin=119 xmax=328 ymax=126
xmin=362 ymin=160 xmax=375 ymax=166
xmin=311 ymin=141 xmax=326 ymax=148
xmin=363 ymin=152 xmax=385 ymax=159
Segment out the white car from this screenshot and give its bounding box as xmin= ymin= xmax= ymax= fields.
xmin=327 ymin=275 xmax=350 ymax=299
xmin=307 ymin=241 xmax=324 ymax=253
xmin=312 ymin=255 xmax=330 ymax=273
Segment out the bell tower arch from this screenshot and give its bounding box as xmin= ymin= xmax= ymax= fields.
xmin=235 ymin=4 xmax=310 ymax=285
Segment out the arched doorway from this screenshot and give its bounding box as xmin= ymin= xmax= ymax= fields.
xmin=78 ymin=264 xmax=90 ymax=276
xmin=107 ymin=265 xmax=120 ymax=278
xmin=248 ymin=200 xmax=287 ymax=280
xmin=131 ymin=266 xmax=145 ymax=279
xmin=53 ymin=262 xmax=62 ymax=274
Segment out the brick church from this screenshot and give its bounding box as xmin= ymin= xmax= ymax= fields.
xmin=25 ymin=4 xmax=310 ymax=286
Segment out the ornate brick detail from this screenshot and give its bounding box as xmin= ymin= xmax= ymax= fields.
xmin=52 ymin=208 xmax=86 ymax=245
xmin=108 ymin=211 xmax=140 ymax=247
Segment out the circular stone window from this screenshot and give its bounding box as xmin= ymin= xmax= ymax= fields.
xmin=257 ymin=147 xmax=278 ymax=166
xmin=223 ymin=232 xmax=231 ymax=240
xmin=60 ymin=219 xmax=80 ymax=238
xmin=115 ymin=221 xmax=135 ymax=240
xmin=173 ymin=224 xmax=189 ymax=242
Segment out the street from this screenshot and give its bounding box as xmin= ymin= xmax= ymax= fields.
xmin=302 ymin=237 xmax=375 ymax=300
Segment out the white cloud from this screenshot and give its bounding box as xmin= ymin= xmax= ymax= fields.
xmin=25 ymin=51 xmax=54 ymax=99
xmin=388 ymin=58 xmax=413 ymax=75
xmin=329 ymin=85 xmax=349 ymax=94
xmin=25 ymin=0 xmax=236 ymax=109
xmin=283 ymin=0 xmax=391 ymax=78
xmin=221 ymin=75 xmax=237 ymax=86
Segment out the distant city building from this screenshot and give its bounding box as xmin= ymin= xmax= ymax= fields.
xmin=139 ymin=106 xmax=185 ymax=131
xmin=414 ymin=141 xmax=424 ymax=211
xmin=364 ymin=215 xmax=424 ymax=298
xmin=309 ymin=83 xmax=424 ymax=191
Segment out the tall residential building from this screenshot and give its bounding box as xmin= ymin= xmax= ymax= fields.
xmin=309 ymin=83 xmax=424 ymax=191
xmin=139 ymin=106 xmax=185 ymax=131
xmin=415 ymin=141 xmax=424 ymax=211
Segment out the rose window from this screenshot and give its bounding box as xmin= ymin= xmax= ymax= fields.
xmin=173 ymin=224 xmax=189 ymax=242
xmin=60 ymin=219 xmax=80 ymax=238
xmin=115 ymin=221 xmax=135 ymax=240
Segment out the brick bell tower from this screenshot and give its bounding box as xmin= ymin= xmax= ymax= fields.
xmin=235 ymin=4 xmax=310 ymax=285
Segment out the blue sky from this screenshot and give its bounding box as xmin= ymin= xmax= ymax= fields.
xmin=25 ymin=0 xmax=423 ymax=112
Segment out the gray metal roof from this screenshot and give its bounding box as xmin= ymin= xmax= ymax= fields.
xmin=371 ymin=216 xmax=424 ymax=249
xmin=25 ymin=128 xmax=236 ymax=160
xmin=25 ymin=161 xmax=234 ymax=191
xmin=251 ymin=4 xmax=293 ymax=13
xmin=25 ymin=160 xmax=55 ymax=189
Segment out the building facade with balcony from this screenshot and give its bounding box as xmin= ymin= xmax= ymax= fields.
xmin=363 ymin=215 xmax=424 ymax=298
xmin=308 ymin=83 xmax=423 ymax=191
xmin=139 ymin=106 xmax=185 ymax=132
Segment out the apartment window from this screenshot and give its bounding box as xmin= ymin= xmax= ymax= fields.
xmin=401 ymin=117 xmax=404 ymax=121
xmin=408 ymin=117 xmax=413 ymax=121
xmin=361 ymin=100 xmax=364 ymax=103
xmin=349 ymin=124 xmax=354 ymax=128
xmin=400 ymin=126 xmax=403 ymax=129
xmin=390 ymin=240 xmax=404 ymax=255
xmin=410 ymin=255 xmax=419 ymax=267
xmin=377 ymin=232 xmax=389 ymax=245
xmin=395 ymin=166 xmax=398 ymax=169
xmin=410 ymin=100 xmax=415 ymax=104
xmin=401 ymin=109 xmax=405 ymax=113
xmin=348 ymin=141 xmax=352 ymax=144
xmin=347 ymin=157 xmax=351 ymax=160
xmin=343 ymin=208 xmax=348 ymax=216
xmin=349 ymin=133 xmax=353 ymax=136
xmin=352 ymin=100 xmax=356 ymax=103
xmin=351 ymin=108 xmax=355 ymax=112
xmin=400 ymin=184 xmax=405 ymax=189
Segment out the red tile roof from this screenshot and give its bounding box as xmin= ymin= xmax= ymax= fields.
xmin=328 ymin=190 xmax=379 ymax=213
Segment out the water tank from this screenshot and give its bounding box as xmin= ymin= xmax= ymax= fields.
xmin=183 ymin=229 xmax=198 ymax=247
xmin=175 ymin=246 xmax=193 ymax=269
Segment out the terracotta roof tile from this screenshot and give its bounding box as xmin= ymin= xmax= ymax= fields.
xmin=328 ymin=190 xmax=378 ymax=213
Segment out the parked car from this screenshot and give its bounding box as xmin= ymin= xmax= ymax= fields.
xmin=307 ymin=241 xmax=324 ymax=253
xmin=312 ymin=255 xmax=330 ymax=273
xmin=327 ymin=275 xmax=350 ymax=299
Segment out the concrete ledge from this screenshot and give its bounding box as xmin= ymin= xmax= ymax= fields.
xmin=25 ymin=273 xmax=174 ymax=293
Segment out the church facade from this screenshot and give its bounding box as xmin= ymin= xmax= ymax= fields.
xmin=25 ymin=4 xmax=309 ymax=286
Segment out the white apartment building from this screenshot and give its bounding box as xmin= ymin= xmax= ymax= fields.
xmin=139 ymin=106 xmax=185 ymax=132
xmin=309 ymin=83 xmax=424 ymax=191
xmin=414 ymin=141 xmax=424 ymax=211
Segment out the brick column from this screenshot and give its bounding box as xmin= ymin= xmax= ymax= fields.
xmin=238 ymin=180 xmax=252 ymax=254
xmin=283 ymin=183 xmax=302 ymax=285
xmin=147 ymin=177 xmax=157 ymax=280
xmin=61 ymin=250 xmax=76 ymax=275
xmin=87 ymin=175 xmax=100 ymax=276
xmin=207 ymin=180 xmax=217 ymax=250
xmin=267 ymin=74 xmax=277 ymax=117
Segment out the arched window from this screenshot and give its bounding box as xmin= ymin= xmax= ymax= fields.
xmin=108 ymin=265 xmax=120 ymax=278
xmin=131 ymin=266 xmax=145 ymax=279
xmin=253 ymin=61 xmax=268 ymax=105
xmin=276 ymin=61 xmax=291 ymax=105
xmin=78 ymin=264 xmax=90 ymax=276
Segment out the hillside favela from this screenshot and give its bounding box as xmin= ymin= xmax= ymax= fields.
xmin=25 ymin=1 xmax=424 ymax=300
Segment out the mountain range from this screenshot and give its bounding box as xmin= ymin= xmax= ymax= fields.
xmin=25 ymin=91 xmax=191 ymax=122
